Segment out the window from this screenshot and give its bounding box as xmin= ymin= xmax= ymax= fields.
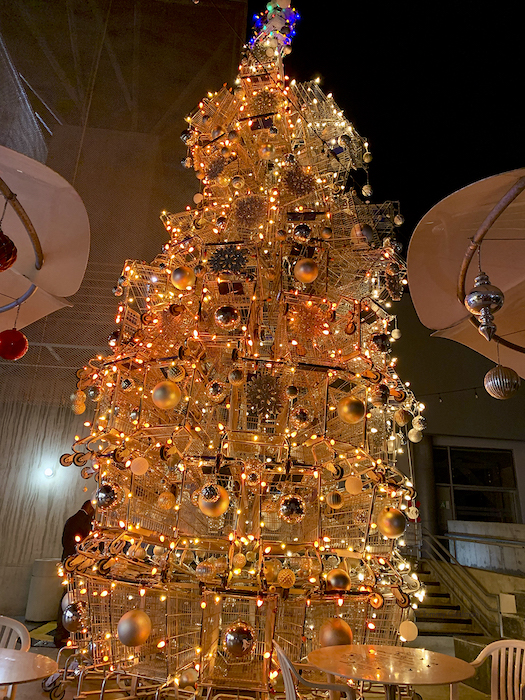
xmin=433 ymin=446 xmax=520 ymax=528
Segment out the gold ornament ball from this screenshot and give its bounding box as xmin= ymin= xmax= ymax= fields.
xmin=130 ymin=457 xmax=149 ymax=475
xmin=394 ymin=408 xmax=412 ymax=426
xmin=72 ymin=402 xmax=86 ymax=415
xmin=345 ymin=476 xmax=363 ymax=495
xmin=117 ymin=609 xmax=152 ymax=647
xmin=319 ymin=618 xmax=353 ymax=647
xmin=152 ymin=380 xmax=181 ymax=410
xmin=157 ymin=491 xmax=176 ymax=510
xmin=198 ymin=485 xmax=229 ymax=517
xmin=326 ymin=568 xmax=352 ymax=591
xmin=399 ymin=620 xmax=418 ymax=642
xmin=277 ymin=568 xmax=296 ymax=589
xmin=320 ymin=226 xmax=333 ymax=240
xmin=232 ymin=552 xmax=247 ymax=569
xmin=263 ymin=512 xmax=281 ymax=531
xmin=180 ymin=668 xmax=199 ymax=688
xmin=376 ymin=507 xmax=406 ymax=539
xmin=337 ymin=395 xmax=365 ymax=424
xmin=263 ymin=558 xmax=282 ymax=582
xmin=294 ymin=258 xmax=319 ymax=284
xmin=171 ymin=266 xmax=196 ymax=290
xmin=326 ymin=491 xmax=344 ymax=509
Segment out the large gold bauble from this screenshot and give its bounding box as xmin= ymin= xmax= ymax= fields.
xmin=294 ymin=258 xmax=319 ymax=284
xmin=319 ymin=618 xmax=353 ymax=647
xmin=179 ymin=668 xmax=199 ymax=688
xmin=152 ymin=380 xmax=181 ymax=410
xmin=198 ymin=485 xmax=229 ymax=517
xmin=337 ymin=395 xmax=365 ymax=424
xmin=130 ymin=457 xmax=149 ymax=475
xmin=277 ymin=568 xmax=296 ymax=589
xmin=345 ymin=476 xmax=363 ymax=495
xmin=223 ymin=619 xmax=255 ymax=659
xmin=326 ymin=568 xmax=352 ymax=591
xmin=171 ymin=266 xmax=196 ymax=290
xmin=117 ymin=609 xmax=152 ymax=647
xmin=376 ymin=506 xmax=406 ymax=538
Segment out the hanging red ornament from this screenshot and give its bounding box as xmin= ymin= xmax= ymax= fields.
xmin=0 ymin=230 xmax=17 ymax=271
xmin=0 ymin=328 xmax=28 ymax=360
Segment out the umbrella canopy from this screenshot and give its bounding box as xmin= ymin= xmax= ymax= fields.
xmin=0 ymin=144 xmax=89 ymax=330
xmin=407 ymin=168 xmax=525 ymax=378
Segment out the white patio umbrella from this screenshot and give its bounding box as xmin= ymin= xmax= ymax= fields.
xmin=0 ymin=144 xmax=90 ymax=330
xmin=407 ymin=168 xmax=525 ymax=379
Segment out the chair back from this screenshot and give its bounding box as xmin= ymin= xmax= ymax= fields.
xmin=273 ymin=641 xmax=299 ymax=700
xmin=471 ymin=639 xmax=525 ymax=700
xmin=0 ymin=616 xmax=31 ymax=651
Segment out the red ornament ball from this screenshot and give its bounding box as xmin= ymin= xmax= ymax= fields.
xmin=0 ymin=328 xmax=29 ymax=360
xmin=0 ymin=230 xmax=17 ymax=271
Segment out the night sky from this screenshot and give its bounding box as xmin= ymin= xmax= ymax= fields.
xmin=246 ymin=0 xmax=523 ymax=245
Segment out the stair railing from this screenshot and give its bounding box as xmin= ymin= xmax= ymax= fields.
xmin=421 ymin=527 xmax=503 ymax=638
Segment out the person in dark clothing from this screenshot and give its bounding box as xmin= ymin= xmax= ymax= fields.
xmin=54 ymin=500 xmax=95 ymax=647
xmin=61 ymin=500 xmax=95 ymax=561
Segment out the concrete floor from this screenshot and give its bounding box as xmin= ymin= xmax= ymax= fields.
xmin=8 ymin=646 xmax=491 ymax=700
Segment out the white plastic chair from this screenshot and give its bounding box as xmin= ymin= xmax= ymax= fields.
xmin=470 ymin=639 xmax=525 ymax=700
xmin=0 ymin=616 xmax=31 ymax=700
xmin=273 ymin=641 xmax=355 ymax=700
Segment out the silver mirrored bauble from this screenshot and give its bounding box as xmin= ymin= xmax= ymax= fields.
xmin=200 ymin=482 xmax=220 ymax=503
xmin=290 ymin=406 xmax=311 ymax=429
xmin=279 ymin=493 xmax=306 ymax=524
xmin=465 ymin=272 xmax=504 ymax=315
xmin=206 ymin=381 xmax=228 ymax=403
xmin=63 ymin=602 xmax=84 ymax=632
xmin=484 ymin=365 xmax=521 ymax=399
xmin=408 ymin=428 xmax=423 ymax=443
xmin=214 ymin=305 xmax=240 ymax=330
xmin=95 ymin=482 xmax=120 ymax=510
xmin=223 ymin=619 xmax=255 ymax=659
xmin=228 ymin=368 xmax=245 ymax=386
xmin=171 ymin=266 xmax=196 ymax=290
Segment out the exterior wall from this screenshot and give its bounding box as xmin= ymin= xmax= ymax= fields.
xmin=448 ymin=521 xmax=525 ymax=576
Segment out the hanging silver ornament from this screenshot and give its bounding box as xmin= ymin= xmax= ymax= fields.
xmin=484 ymin=365 xmax=521 ymax=399
xmin=95 ymin=482 xmax=122 ymax=511
xmin=228 ymin=368 xmax=245 ymax=386
xmin=412 ymin=415 xmax=427 ymax=431
xmin=200 ymin=482 xmax=221 ymax=503
xmin=464 ymin=272 xmax=504 ymax=341
xmin=408 ymin=428 xmax=423 ymax=443
xmin=293 ymin=223 xmax=312 ymax=243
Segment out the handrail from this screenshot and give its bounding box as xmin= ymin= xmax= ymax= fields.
xmin=422 ymin=527 xmax=503 ymax=637
xmin=444 ymin=531 xmax=525 ymax=550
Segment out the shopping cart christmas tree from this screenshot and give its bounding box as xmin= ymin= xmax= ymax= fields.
xmin=62 ymin=2 xmax=426 ymax=694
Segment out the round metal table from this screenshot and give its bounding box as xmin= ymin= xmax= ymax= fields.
xmin=0 ymin=649 xmax=58 ymax=698
xmin=308 ymin=644 xmax=476 ymax=700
